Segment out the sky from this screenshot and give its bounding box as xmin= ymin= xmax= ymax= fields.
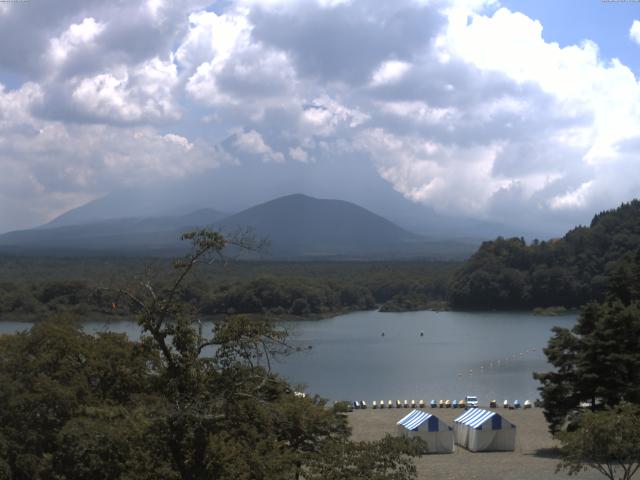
xmin=1 ymin=0 xmax=640 ymax=234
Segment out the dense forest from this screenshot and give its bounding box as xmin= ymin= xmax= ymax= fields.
xmin=0 ymin=257 xmax=456 ymax=321
xmin=449 ymin=200 xmax=640 ymax=310
xmin=0 ymin=231 xmax=424 ymax=479
xmin=3 ymin=200 xmax=639 ymax=320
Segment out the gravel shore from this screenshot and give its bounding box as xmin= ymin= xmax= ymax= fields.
xmin=348 ymin=407 xmax=602 ymax=480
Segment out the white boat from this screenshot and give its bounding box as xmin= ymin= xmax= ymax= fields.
xmin=372 ymin=400 xmax=377 ymax=409
xmin=380 ymin=400 xmax=385 ymax=409
xmin=411 ymin=399 xmax=416 ymax=408
xmin=523 ymin=400 xmax=532 ymax=409
xmin=396 ymin=399 xmax=401 ymax=408
xmin=419 ymin=399 xmax=425 ymax=408
xmin=388 ymin=400 xmax=393 ymax=408
xmin=404 ymin=399 xmax=409 ymax=408
xmin=503 ymin=400 xmax=509 ymax=408
xmin=361 ymin=400 xmax=367 ymax=409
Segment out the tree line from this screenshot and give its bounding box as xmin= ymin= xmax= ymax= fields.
xmin=0 ymin=231 xmax=425 ymax=480
xmin=535 ymin=247 xmax=640 ymax=480
xmin=0 ymin=260 xmax=456 ymax=320
xmin=449 ymin=200 xmax=640 ymax=310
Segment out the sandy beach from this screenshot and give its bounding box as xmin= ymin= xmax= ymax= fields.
xmin=348 ymin=406 xmax=602 ymax=480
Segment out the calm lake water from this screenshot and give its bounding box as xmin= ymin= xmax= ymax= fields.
xmin=0 ymin=310 xmax=576 ymax=404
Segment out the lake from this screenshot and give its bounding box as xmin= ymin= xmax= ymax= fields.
xmin=0 ymin=310 xmax=576 ymax=404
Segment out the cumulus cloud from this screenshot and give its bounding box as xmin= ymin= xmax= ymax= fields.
xmin=233 ymin=129 xmax=285 ymax=163
xmin=631 ymin=20 xmax=640 ymax=45
xmin=289 ymin=146 xmax=311 ymax=163
xmin=48 ymin=17 xmax=106 ymax=65
xmin=0 ymin=81 xmax=223 ymax=231
xmin=70 ymin=56 xmax=180 ymax=123
xmin=1 ymin=0 xmax=640 ymax=234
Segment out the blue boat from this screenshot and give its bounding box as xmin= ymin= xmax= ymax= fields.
xmin=430 ymin=399 xmax=437 ymax=408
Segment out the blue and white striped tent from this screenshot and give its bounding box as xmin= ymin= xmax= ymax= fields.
xmin=453 ymin=408 xmax=516 ymax=452
xmin=396 ymin=410 xmax=454 ymax=453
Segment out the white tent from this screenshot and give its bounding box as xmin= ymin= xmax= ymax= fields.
xmin=453 ymin=408 xmax=516 ymax=452
xmin=396 ymin=409 xmax=454 ymax=453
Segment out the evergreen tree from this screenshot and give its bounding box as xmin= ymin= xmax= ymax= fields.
xmin=0 ymin=230 xmax=424 ymax=480
xmin=534 ymin=249 xmax=640 ymax=433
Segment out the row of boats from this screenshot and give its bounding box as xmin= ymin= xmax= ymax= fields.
xmin=351 ymin=399 xmax=533 ymax=409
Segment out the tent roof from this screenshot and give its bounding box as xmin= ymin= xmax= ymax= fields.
xmin=397 ymin=410 xmax=434 ymax=430
xmin=454 ymin=408 xmax=499 ymax=429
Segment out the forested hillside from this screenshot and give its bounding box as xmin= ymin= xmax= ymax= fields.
xmin=0 ymin=257 xmax=455 ymax=320
xmin=449 ymin=200 xmax=640 ymax=309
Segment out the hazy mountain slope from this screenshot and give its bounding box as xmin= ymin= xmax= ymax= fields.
xmin=0 ymin=194 xmax=478 ymax=259
xmin=0 ymin=209 xmax=225 ymax=252
xmin=39 ymin=159 xmax=538 ymax=239
xmin=214 ymin=194 xmax=422 ymax=256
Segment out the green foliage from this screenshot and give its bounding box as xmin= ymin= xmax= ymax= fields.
xmin=534 ymin=250 xmax=640 ymax=433
xmin=0 ymin=257 xmax=457 ymax=320
xmin=0 ymin=230 xmax=423 ymax=480
xmin=556 ymin=403 xmax=640 ymax=480
xmin=450 ymin=200 xmax=640 ymax=309
xmin=306 ymin=435 xmax=425 ymax=480
xmin=0 ymin=318 xmax=156 ymax=479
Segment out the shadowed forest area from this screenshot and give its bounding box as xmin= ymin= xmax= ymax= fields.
xmin=3 ymin=201 xmax=640 ymax=322
xmin=0 ymin=257 xmax=456 ymax=321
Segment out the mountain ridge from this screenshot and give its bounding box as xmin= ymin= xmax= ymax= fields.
xmin=0 ymin=194 xmax=478 ymax=260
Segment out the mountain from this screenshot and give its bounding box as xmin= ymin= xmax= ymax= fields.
xmin=449 ymin=200 xmax=640 ymax=310
xmin=0 ymin=209 xmax=225 ymax=253
xmin=37 ymin=158 xmax=542 ymax=239
xmin=0 ymin=194 xmax=477 ymax=259
xmin=214 ymin=193 xmax=422 ymax=257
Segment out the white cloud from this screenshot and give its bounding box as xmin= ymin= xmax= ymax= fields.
xmin=301 ymin=95 xmax=369 ymax=136
xmin=370 ymin=60 xmax=412 ymax=86
xmin=630 ymin=20 xmax=640 ymax=45
xmin=49 ymin=17 xmax=105 ymax=64
xmin=234 ymin=129 xmax=285 ymax=163
xmin=447 ymin=7 xmax=640 ymax=165
xmin=0 ymin=82 xmax=221 ymax=230
xmin=355 ymin=128 xmax=505 ymax=214
xmin=70 ymin=56 xmax=180 ymax=122
xmin=289 ymin=146 xmax=311 ymax=163
xmin=177 ymin=9 xmax=251 ymax=72
xmin=0 ymin=82 xmax=43 ymax=126
xmin=2 ymin=0 xmax=640 ymax=233
xmin=378 ymin=100 xmax=457 ymax=125
xmin=549 ymin=181 xmax=594 ymax=210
